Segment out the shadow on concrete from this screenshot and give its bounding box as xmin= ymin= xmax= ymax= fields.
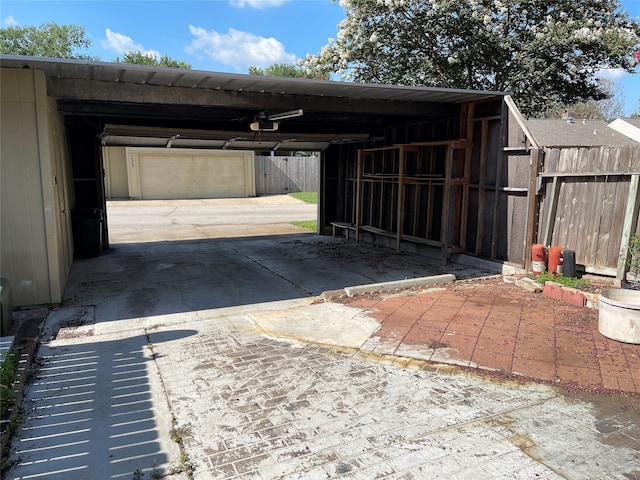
xmin=8 ymin=329 xmax=196 ymax=479
xmin=62 ymin=233 xmax=494 ymax=324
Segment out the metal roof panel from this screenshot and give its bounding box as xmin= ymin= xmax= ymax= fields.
xmin=0 ymin=55 xmax=505 ymax=104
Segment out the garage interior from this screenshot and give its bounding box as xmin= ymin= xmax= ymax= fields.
xmin=1 ymin=56 xmax=533 ymax=307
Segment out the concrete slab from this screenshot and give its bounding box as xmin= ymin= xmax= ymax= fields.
xmin=250 ymin=303 xmax=379 ymax=348
xmin=8 ymin=330 xmax=187 ymax=480
xmin=344 ymin=273 xmax=456 ymax=296
xmin=106 ymin=197 xmax=317 ymax=244
xmin=7 ymin=198 xmax=638 ymax=480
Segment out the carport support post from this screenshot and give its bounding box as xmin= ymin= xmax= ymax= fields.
xmin=441 ymin=146 xmax=454 ymax=264
xmin=396 ymin=146 xmax=405 ymax=253
xmin=524 ymin=147 xmax=542 ymax=272
xmin=355 ymin=150 xmax=363 ymax=242
xmin=458 ymin=102 xmax=475 ymax=252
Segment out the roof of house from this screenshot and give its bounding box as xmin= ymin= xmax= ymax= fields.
xmin=609 ymin=118 xmax=640 ymax=143
xmin=527 ymin=118 xmax=639 ymax=147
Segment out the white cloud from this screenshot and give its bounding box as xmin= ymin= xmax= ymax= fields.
xmin=229 ymin=0 xmax=290 ymax=8
xmin=3 ymin=16 xmax=19 ymax=27
xmin=598 ymin=68 xmax=628 ymax=80
xmin=186 ymin=26 xmax=296 ymax=70
xmin=101 ymin=28 xmax=159 ymax=58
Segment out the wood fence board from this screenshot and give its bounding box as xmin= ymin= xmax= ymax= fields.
xmin=573 ymin=178 xmax=590 ymax=264
xmin=595 ymin=147 xmax=620 ymax=267
xmin=255 ymin=155 xmax=319 ymax=195
xmin=584 ymin=147 xmax=611 ymax=266
xmin=616 ymin=175 xmax=640 ymax=281
xmin=607 ymin=177 xmax=628 ymax=266
xmin=538 ymin=145 xmax=640 ymax=275
xmin=595 ymin=175 xmax=618 ymax=267
xmin=583 ymin=176 xmax=603 ymax=266
xmin=607 ymin=148 xmax=633 ymax=265
xmin=631 ymin=146 xmax=640 ymax=170
xmin=546 ymin=148 xmax=560 ymax=173
xmin=508 ymin=193 xmax=527 ymax=263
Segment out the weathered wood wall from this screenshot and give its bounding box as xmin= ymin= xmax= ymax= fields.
xmin=466 ymin=102 xmax=531 ymax=267
xmin=255 ymin=155 xmax=319 ymax=195
xmin=321 ymin=98 xmax=531 ymax=267
xmin=537 ymin=145 xmax=640 ymax=278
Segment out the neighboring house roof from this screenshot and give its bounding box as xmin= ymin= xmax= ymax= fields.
xmin=526 ymin=118 xmax=639 ymax=147
xmin=608 ymin=118 xmax=640 ymax=143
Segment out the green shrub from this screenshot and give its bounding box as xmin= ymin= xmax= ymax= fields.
xmin=0 ymin=350 xmax=19 ymax=416
xmin=532 ymin=271 xmax=591 ymax=290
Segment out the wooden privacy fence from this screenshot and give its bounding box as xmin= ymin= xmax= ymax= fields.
xmin=255 ymin=155 xmax=319 ymax=195
xmin=537 ymin=144 xmax=640 ymax=281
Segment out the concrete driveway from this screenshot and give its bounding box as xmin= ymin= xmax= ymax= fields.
xmin=106 ymin=196 xmax=319 ymax=243
xmin=7 ymin=197 xmax=639 ymax=480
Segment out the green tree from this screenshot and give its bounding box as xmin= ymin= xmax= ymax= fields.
xmin=632 ymin=98 xmax=640 ymax=118
xmin=304 ymin=0 xmax=640 ymax=117
xmin=551 ymin=78 xmax=625 ymax=121
xmin=113 ymin=50 xmax=192 ymax=69
xmin=0 ymin=21 xmax=94 ymax=58
xmin=249 ymin=62 xmax=329 ymax=79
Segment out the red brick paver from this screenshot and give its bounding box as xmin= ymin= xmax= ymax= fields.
xmin=338 ymin=278 xmax=640 ymax=396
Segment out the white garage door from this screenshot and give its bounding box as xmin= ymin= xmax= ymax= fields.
xmin=126 ymin=148 xmax=255 ymax=200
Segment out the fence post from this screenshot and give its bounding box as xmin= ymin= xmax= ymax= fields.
xmin=616 ymin=174 xmax=640 ymax=286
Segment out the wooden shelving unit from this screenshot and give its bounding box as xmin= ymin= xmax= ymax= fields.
xmin=355 ymin=140 xmax=472 ymax=263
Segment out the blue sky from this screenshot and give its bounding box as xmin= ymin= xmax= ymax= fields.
xmin=1 ymin=0 xmax=639 ymax=115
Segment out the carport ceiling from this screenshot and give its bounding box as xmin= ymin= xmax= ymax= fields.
xmin=2 ymin=55 xmax=505 ymax=151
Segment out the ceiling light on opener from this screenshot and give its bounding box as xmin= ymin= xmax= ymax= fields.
xmin=250 ymin=119 xmax=279 ymax=131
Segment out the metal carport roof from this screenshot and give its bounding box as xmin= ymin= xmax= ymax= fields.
xmin=0 ymin=55 xmax=506 ymax=151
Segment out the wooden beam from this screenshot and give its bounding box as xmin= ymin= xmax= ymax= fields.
xmin=490 ymin=156 xmax=505 ymax=260
xmin=441 ymin=146 xmax=454 ymax=264
xmin=539 ymin=171 xmax=640 ymax=178
xmin=542 ymin=176 xmax=561 ymax=247
xmin=476 ymin=120 xmax=489 ymax=255
xmin=460 ymin=103 xmax=475 ymax=250
xmin=396 ymin=146 xmax=405 ymax=253
xmin=616 ymin=174 xmax=640 ymax=283
xmin=524 ymin=148 xmax=542 ymax=272
xmin=51 ymin=78 xmax=443 ymax=117
xmin=503 ymin=95 xmax=541 ymax=149
xmin=355 ymin=150 xmax=363 ymax=242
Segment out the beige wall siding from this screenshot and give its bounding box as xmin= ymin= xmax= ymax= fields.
xmin=46 ymin=97 xmax=74 ymax=297
xmin=125 ymin=147 xmax=255 ymax=200
xmin=0 ymin=68 xmax=71 ymax=306
xmin=103 ymin=147 xmax=129 ymax=198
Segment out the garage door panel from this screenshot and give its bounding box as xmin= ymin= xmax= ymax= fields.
xmin=127 ymin=148 xmax=255 ymax=200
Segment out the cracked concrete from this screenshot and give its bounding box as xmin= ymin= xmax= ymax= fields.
xmin=6 ymin=198 xmax=639 ymax=480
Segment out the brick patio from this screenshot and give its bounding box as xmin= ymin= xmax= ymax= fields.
xmin=338 ymin=278 xmax=640 ymax=397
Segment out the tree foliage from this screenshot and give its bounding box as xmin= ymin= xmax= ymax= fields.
xmin=113 ymin=50 xmax=192 ymax=69
xmin=303 ymin=0 xmax=640 ymax=117
xmin=551 ymin=78 xmax=625 ymax=120
xmin=249 ymin=62 xmax=329 ymax=79
xmin=632 ymin=98 xmax=640 ymax=118
xmin=0 ymin=21 xmax=93 ymax=58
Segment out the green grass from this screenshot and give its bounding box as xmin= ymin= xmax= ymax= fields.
xmin=288 ymin=191 xmax=317 ymax=204
xmin=531 ymin=271 xmax=591 ymax=290
xmin=290 ymin=220 xmax=317 ymax=231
